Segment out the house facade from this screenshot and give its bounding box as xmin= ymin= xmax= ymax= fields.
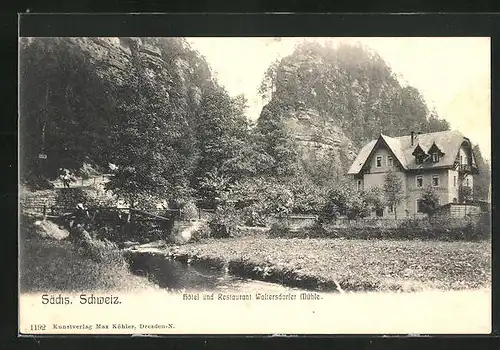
xmin=347 ymin=130 xmax=478 ymax=218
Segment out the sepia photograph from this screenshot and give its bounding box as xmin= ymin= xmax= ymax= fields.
xmin=18 ymin=35 xmax=491 ymax=334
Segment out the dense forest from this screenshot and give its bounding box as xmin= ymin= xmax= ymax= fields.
xmin=19 ymin=38 xmax=491 ymax=217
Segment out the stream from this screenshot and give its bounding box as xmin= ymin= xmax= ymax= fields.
xmin=127 ymin=252 xmax=305 ymax=293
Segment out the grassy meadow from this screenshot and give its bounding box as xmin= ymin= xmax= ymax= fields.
xmin=159 ymin=236 xmax=491 ymax=292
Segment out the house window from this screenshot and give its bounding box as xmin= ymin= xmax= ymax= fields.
xmin=453 ymin=175 xmax=457 ymax=187
xmin=356 ymin=179 xmax=362 ymax=191
xmin=416 ymin=175 xmax=423 ymax=188
xmin=375 ymin=208 xmax=384 ymax=217
xmin=416 ymin=199 xmax=424 ymax=213
xmin=388 ymin=205 xmax=394 ymax=213
xmin=432 ymin=153 xmax=439 ymax=162
xmin=466 ymin=178 xmax=469 ymax=187
xmin=387 ymin=156 xmax=393 ymax=167
xmin=376 ymin=156 xmax=382 ymax=168
xmin=432 ymin=174 xmax=439 ymax=187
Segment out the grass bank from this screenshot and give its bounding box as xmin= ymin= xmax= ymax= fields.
xmin=20 ymin=220 xmax=156 ymax=293
xmin=142 ymin=237 xmax=491 ymax=292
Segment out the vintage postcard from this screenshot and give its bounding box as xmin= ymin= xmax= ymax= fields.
xmin=18 ymin=34 xmax=491 ymax=335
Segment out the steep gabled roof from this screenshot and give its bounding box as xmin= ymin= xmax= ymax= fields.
xmin=347 ymin=139 xmax=377 ymax=175
xmin=427 ymin=142 xmax=445 ymax=156
xmin=347 ymin=134 xmax=407 ymax=174
xmin=347 ymin=130 xmax=469 ymax=175
xmin=381 ymin=134 xmax=408 ymax=168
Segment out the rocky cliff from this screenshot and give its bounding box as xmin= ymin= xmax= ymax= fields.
xmin=284 ymin=105 xmax=358 ymax=161
xmin=64 ymin=37 xmax=208 ymax=106
xmin=257 ymin=41 xmax=450 ymax=180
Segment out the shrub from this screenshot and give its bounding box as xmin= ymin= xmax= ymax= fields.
xmin=459 ymin=186 xmax=473 ymax=203
xmin=322 ymin=187 xmax=370 ymax=220
xmin=363 ymin=187 xmax=386 ymax=214
xmin=180 ymin=201 xmax=198 ymax=221
xmin=269 ymin=213 xmax=491 ymax=241
xmin=208 ymin=203 xmax=243 ymax=238
xmin=191 ymin=221 xmax=212 ymax=241
xmin=419 ymin=185 xmax=440 ymax=217
xmin=289 ymin=177 xmax=328 ymax=215
xmin=77 ymin=163 xmax=101 ymax=180
xmin=231 ymin=176 xmax=327 ymax=223
xmin=267 ymin=221 xmax=291 ymax=238
xmin=240 ymin=205 xmax=269 ymax=227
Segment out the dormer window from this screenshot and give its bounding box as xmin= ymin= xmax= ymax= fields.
xmin=412 ymin=144 xmax=427 ymax=165
xmin=427 ymin=142 xmax=444 ymax=164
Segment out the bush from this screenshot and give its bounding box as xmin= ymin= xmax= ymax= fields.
xmin=268 ymin=221 xmax=328 ymax=239
xmin=191 ymin=221 xmax=212 ymax=241
xmin=180 ymin=201 xmax=198 ymax=221
xmin=322 ymin=187 xmax=370 ymax=220
xmin=267 ymin=221 xmax=291 ymax=238
xmin=397 ymin=214 xmax=490 ymax=241
xmin=241 ymin=205 xmax=269 ymax=227
xmin=208 ymin=204 xmax=243 ymax=238
xmin=77 ymin=163 xmax=101 ymax=180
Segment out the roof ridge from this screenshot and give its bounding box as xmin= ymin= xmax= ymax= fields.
xmin=348 ymin=129 xmax=469 ymax=175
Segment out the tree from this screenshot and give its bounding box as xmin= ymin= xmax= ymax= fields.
xmin=419 ymin=184 xmax=440 ymax=217
xmin=19 ymin=38 xmax=116 ymax=182
xmin=472 ymin=144 xmax=491 ymax=201
xmin=256 ymin=102 xmax=302 ymax=177
xmin=258 ymin=59 xmax=280 ymax=102
xmin=289 ymin=176 xmax=328 ymax=214
xmin=196 ymin=169 xmax=234 ymax=209
xmin=192 ymin=88 xmax=274 ymax=203
xmin=363 ymin=187 xmax=386 ymax=213
xmin=383 ymin=170 xmax=406 ymax=219
xmin=458 ymin=185 xmax=473 ymax=203
xmin=104 ymin=58 xmax=196 ymax=209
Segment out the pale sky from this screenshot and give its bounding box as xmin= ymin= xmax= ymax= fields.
xmin=187 ymin=37 xmax=491 ymax=160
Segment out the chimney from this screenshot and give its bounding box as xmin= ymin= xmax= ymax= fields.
xmin=411 ymin=131 xmax=415 ymax=146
